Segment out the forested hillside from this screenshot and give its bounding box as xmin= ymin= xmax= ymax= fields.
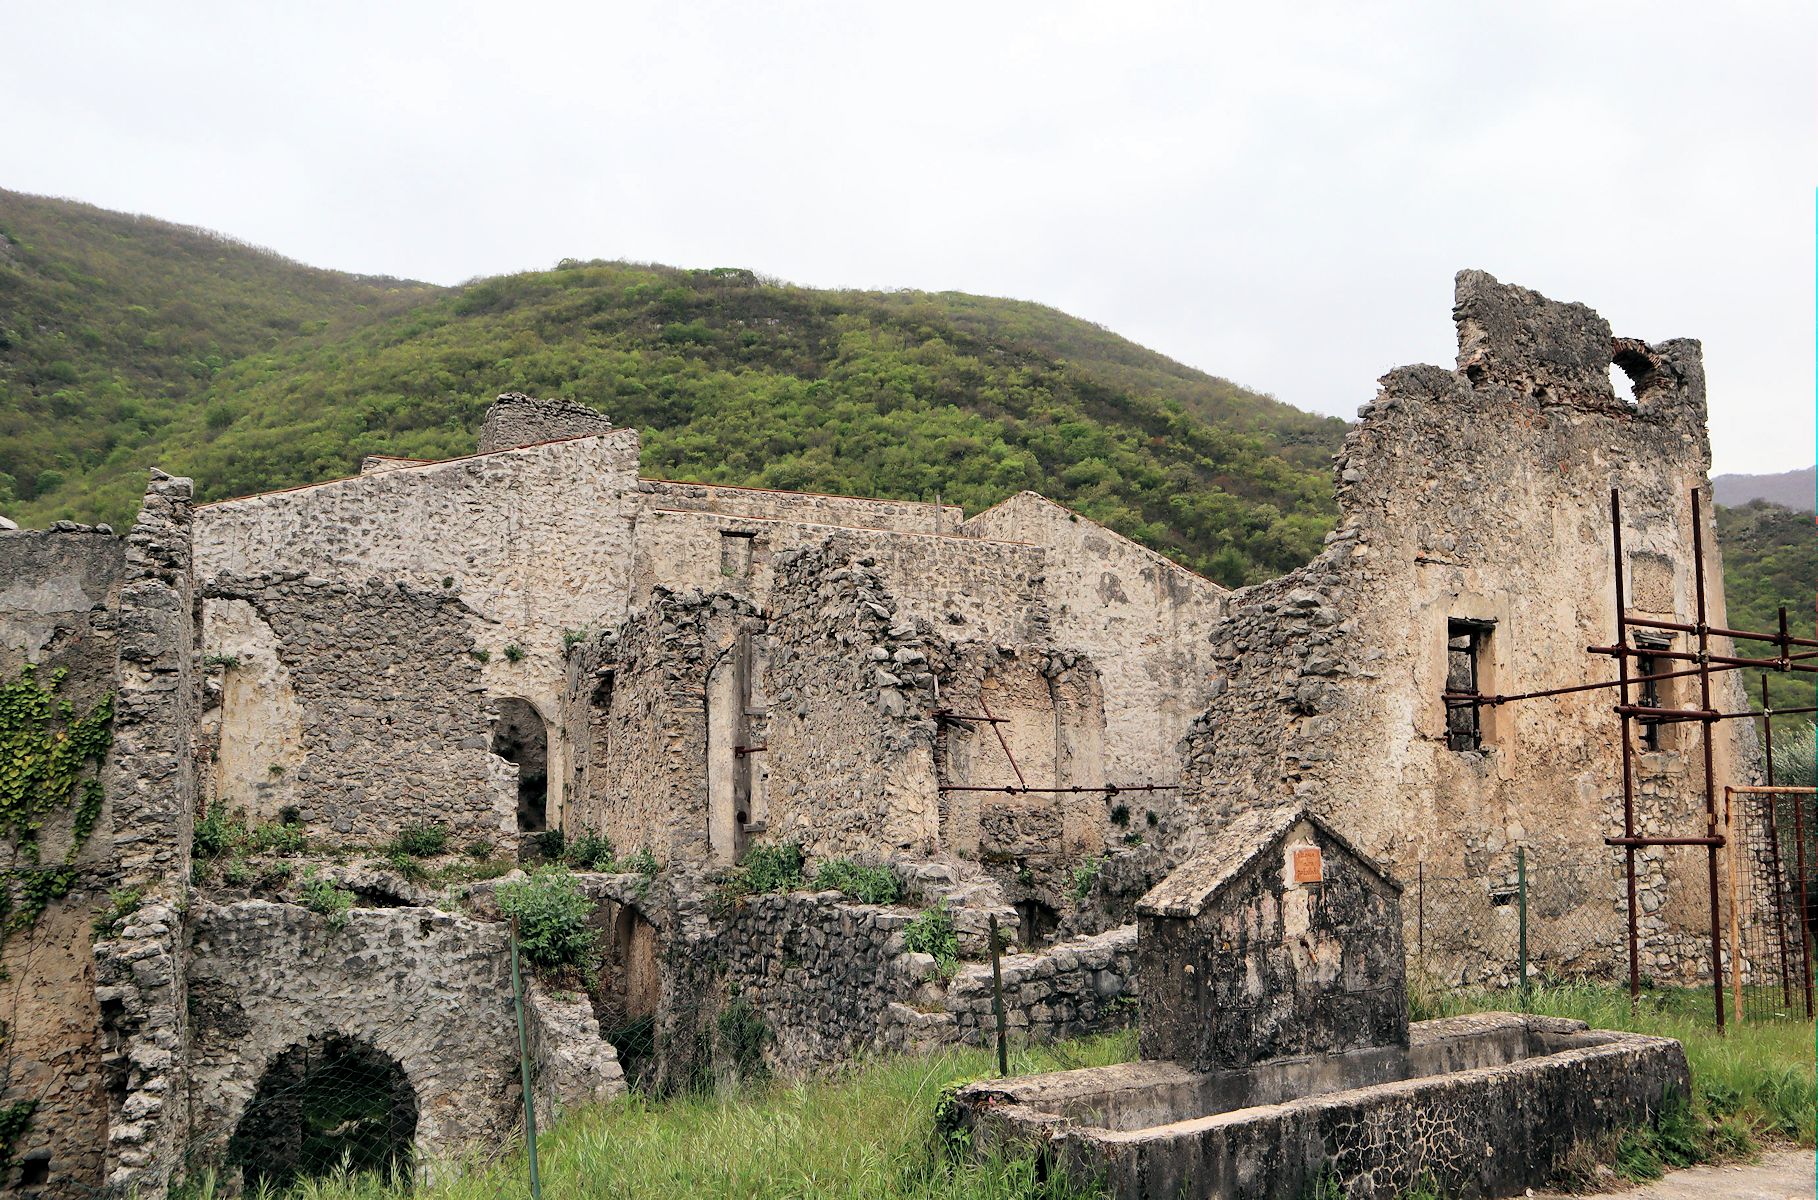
xmin=0 ymin=191 xmax=1344 ymax=584
xmin=2 ymin=189 xmax=1802 ymax=610
xmin=1716 ymin=500 xmax=1818 ymax=713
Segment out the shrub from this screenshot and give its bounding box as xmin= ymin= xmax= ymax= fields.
xmin=503 ymin=643 xmax=526 ymax=663
xmin=1070 ymin=858 xmax=1103 ymax=902
xmin=300 ymin=875 xmax=354 ymax=931
xmin=562 ymin=826 xmax=617 ymax=871
xmin=902 ymin=903 xmax=959 ymax=972
xmin=498 ymin=865 xmax=598 ymax=971
xmin=388 ymin=821 xmax=449 ymax=858
xmin=732 ymin=842 xmax=804 ymax=894
xmin=192 ymin=806 xmax=246 ymax=858
xmin=812 ymin=858 xmax=900 ymax=905
xmin=251 ymin=821 xmax=308 ymax=856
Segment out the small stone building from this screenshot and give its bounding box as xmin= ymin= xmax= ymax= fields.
xmin=1137 ymin=804 xmax=1406 ymax=1071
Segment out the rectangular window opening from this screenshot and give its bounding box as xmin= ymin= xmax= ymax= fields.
xmin=1445 ymin=619 xmax=1494 ymax=752
xmin=1634 ymin=634 xmax=1672 ymax=752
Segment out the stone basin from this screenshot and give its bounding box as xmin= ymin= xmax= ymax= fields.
xmin=952 ymin=1013 xmax=1690 ymax=1199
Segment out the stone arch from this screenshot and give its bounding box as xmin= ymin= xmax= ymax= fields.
xmin=493 ymin=697 xmax=550 ymax=833
xmin=226 ymin=1031 xmax=418 ymax=1191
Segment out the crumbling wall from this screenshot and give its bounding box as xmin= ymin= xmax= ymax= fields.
xmin=0 ymin=479 xmax=202 ymax=1199
xmin=1177 ymin=271 xmax=1753 ymax=983
xmin=963 ymin=493 xmax=1227 ymax=786
xmin=564 ymin=590 xmax=758 ymax=864
xmin=182 ymin=902 xmax=520 ymax=1183
xmin=761 ymin=543 xmax=945 ymax=859
xmin=478 ymin=392 xmax=614 ymax=452
xmin=940 ymin=926 xmax=1138 ymax=1047
xmin=200 ymin=575 xmax=512 ymax=843
xmin=195 ymin=431 xmax=644 ymax=830
xmin=638 ymin=479 xmax=961 ymax=534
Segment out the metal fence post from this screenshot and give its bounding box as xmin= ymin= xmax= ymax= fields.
xmin=1517 ymin=847 xmax=1528 ymax=1010
xmin=1416 ymin=861 xmax=1425 ymax=962
xmin=989 ymin=914 xmax=1008 ymax=1076
xmin=510 ymin=916 xmax=542 ymax=1200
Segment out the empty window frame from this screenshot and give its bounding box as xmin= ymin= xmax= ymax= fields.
xmin=1445 ymin=619 xmax=1495 ymax=751
xmin=1633 ymin=633 xmax=1673 ymax=751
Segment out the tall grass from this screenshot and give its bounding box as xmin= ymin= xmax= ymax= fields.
xmin=200 ymin=1032 xmax=1135 ymax=1200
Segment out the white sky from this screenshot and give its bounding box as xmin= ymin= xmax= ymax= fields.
xmin=4 ymin=1 xmax=1812 ymax=474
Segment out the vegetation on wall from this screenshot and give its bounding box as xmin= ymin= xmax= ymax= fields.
xmin=0 ymin=665 xmax=112 ymax=944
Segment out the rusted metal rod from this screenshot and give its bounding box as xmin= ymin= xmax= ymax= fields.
xmin=977 ymin=693 xmax=1028 ymax=790
xmin=1612 ymin=488 xmax=1642 ymax=1007
xmin=1587 ymin=644 xmax=1818 ymax=673
xmin=1621 ymin=614 xmax=1818 ymax=649
xmin=933 ymin=710 xmax=1007 ymax=724
xmin=1726 ymin=785 xmax=1818 ymax=796
xmin=1692 ymin=486 xmax=1727 ymax=1032
xmin=1756 ymin=679 xmax=1797 ymax=1009
xmin=1613 ymin=704 xmax=1719 ymax=722
xmin=938 ymin=784 xmax=1180 ymax=794
xmin=1717 ymin=706 xmax=1818 ymax=721
xmin=1589 ymin=644 xmax=1818 ymax=672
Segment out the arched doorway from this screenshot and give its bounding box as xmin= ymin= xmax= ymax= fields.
xmin=493 ymin=698 xmax=549 ymax=833
xmin=227 ymin=1033 xmax=418 ymax=1191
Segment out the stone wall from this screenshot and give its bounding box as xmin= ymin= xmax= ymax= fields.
xmin=564 ymin=590 xmax=759 ymax=865
xmin=195 ymin=431 xmax=645 ymax=830
xmin=182 ymin=901 xmax=521 ymax=1183
xmin=0 ymin=478 xmax=202 ymax=1199
xmin=639 ymin=479 xmax=961 ymax=535
xmin=201 ymin=574 xmax=513 ymax=844
xmin=1137 ymin=811 xmax=1406 ymax=1072
xmin=963 ymin=492 xmax=1227 ymax=787
xmin=1177 ymin=272 xmax=1753 ymax=984
xmin=940 ymin=925 xmax=1138 ymax=1047
xmin=478 ymin=393 xmax=615 ymax=452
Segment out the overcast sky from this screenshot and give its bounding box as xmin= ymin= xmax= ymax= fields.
xmin=4 ymin=1 xmax=1812 ymax=474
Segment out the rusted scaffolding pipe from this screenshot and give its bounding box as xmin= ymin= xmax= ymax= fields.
xmin=1690 ymin=487 xmax=1727 ymax=1031
xmin=938 ymin=783 xmax=1180 ymax=795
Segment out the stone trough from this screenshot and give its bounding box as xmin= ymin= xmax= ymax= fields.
xmin=948 ymin=806 xmax=1692 ymax=1199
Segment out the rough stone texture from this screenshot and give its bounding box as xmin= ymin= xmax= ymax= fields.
xmin=195 ymin=431 xmax=645 ymax=829
xmin=954 ymin=1013 xmax=1692 ymax=1200
xmin=523 ymin=978 xmax=627 ymax=1118
xmin=940 ymin=925 xmax=1138 ymax=1047
xmin=0 ymin=525 xmax=124 ymax=700
xmin=182 ymin=901 xmax=520 ymax=1183
xmin=1177 ymin=271 xmax=1753 ymax=985
xmin=478 ymin=392 xmax=615 ymax=452
xmin=95 ymin=476 xmax=202 ymax=1197
xmin=201 ymin=574 xmax=514 ymax=843
xmin=963 ymin=492 xmax=1227 ymax=789
xmin=1137 ymin=808 xmax=1406 ymax=1072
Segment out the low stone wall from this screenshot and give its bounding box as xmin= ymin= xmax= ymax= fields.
xmin=524 ymin=979 xmax=627 ymax=1119
xmin=941 ymin=926 xmax=1138 ymax=1047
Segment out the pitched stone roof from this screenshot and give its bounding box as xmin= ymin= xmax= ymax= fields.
xmin=1135 ymin=804 xmax=1400 ymax=919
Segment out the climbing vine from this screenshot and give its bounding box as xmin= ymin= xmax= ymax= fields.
xmin=1 ymin=664 xmax=113 ymax=861
xmin=0 ymin=665 xmax=113 ymax=947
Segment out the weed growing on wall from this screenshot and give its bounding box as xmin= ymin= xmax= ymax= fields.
xmin=386 ymin=821 xmax=449 ymax=859
xmin=498 ymin=865 xmax=598 ymax=973
xmin=812 ymin=858 xmax=901 ymax=905
xmin=562 ymin=826 xmax=617 ymax=871
xmin=299 ymin=873 xmax=354 ymax=931
xmin=92 ymin=887 xmax=143 ymax=940
xmin=903 ymin=903 xmax=959 ymax=973
xmin=1069 ymin=857 xmax=1104 ymax=902
xmin=716 ymin=994 xmax=771 ymax=1081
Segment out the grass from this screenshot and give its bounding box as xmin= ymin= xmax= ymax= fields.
xmin=194 ymin=1032 xmax=1134 ymax=1200
xmin=1418 ymin=979 xmax=1816 ymax=1159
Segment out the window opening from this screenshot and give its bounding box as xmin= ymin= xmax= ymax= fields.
xmin=1633 ymin=634 xmax=1672 ymax=751
xmin=493 ymin=698 xmax=549 ymax=833
xmin=1446 ymin=619 xmax=1494 ymax=751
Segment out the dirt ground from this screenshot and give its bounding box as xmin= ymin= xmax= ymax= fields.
xmin=1529 ymin=1149 xmax=1813 ymax=1200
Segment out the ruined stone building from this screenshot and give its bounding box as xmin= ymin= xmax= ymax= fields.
xmin=0 ymin=272 xmax=1760 ymax=1196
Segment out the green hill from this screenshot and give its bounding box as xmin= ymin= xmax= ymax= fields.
xmin=1715 ymin=500 xmax=1818 ymax=715
xmin=0 ymin=191 xmax=1346 ymax=584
